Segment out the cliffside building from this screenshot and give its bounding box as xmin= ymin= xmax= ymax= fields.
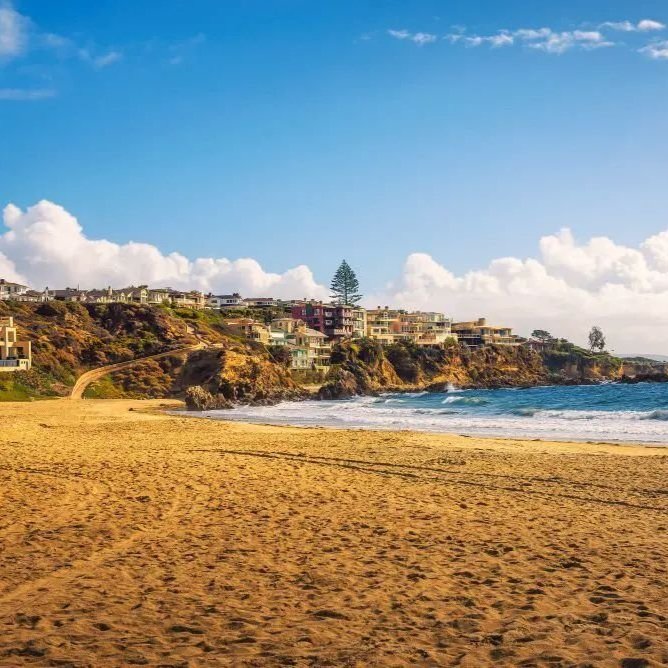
xmin=0 ymin=317 xmax=32 ymax=371
xmin=452 ymin=318 xmax=520 ymax=348
xmin=0 ymin=279 xmax=29 ymax=300
xmin=290 ymin=302 xmax=353 ymax=340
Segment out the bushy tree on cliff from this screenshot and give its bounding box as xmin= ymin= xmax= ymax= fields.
xmin=531 ymin=329 xmax=553 ymax=343
xmin=588 ymin=326 xmax=606 ymax=353
xmin=330 ymin=260 xmax=362 ymax=305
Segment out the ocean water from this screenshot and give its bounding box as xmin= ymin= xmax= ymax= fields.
xmin=189 ymin=383 xmax=668 ymax=445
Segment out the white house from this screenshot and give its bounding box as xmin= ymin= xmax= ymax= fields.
xmin=208 ymin=293 xmax=244 ymax=309
xmin=0 ymin=279 xmax=29 ymax=300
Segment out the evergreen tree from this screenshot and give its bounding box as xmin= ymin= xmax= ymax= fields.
xmin=330 ymin=260 xmax=362 ymax=305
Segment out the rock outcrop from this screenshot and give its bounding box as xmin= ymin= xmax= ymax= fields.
xmin=176 ymin=347 xmax=307 ymax=408
xmin=319 ymin=339 xmax=625 ymax=400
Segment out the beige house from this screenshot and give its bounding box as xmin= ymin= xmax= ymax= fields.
xmin=366 ymin=307 xmax=403 ymax=344
xmin=452 ymin=318 xmax=519 ymax=348
xmin=270 ymin=317 xmax=304 ymax=334
xmin=265 ymin=318 xmax=333 ymax=370
xmin=226 ymin=319 xmax=271 ymax=345
xmin=167 ymin=290 xmax=206 ymax=309
xmin=351 ymin=307 xmax=367 ymax=339
xmin=294 ymin=327 xmax=331 ymax=369
xmin=366 ymin=307 xmax=456 ymax=347
xmin=0 ymin=317 xmax=32 ymax=372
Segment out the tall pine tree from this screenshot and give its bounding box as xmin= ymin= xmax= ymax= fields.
xmin=330 ymin=260 xmax=362 ymax=305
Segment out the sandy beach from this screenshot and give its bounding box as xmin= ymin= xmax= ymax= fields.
xmin=1 ymin=399 xmax=666 ymax=667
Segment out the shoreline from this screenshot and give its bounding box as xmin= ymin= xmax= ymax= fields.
xmin=176 ymin=407 xmax=668 ymax=451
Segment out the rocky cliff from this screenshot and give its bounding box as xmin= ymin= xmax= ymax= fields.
xmin=318 ymin=339 xmax=624 ymax=399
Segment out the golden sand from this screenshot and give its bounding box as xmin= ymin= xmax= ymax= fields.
xmin=0 ymin=399 xmax=666 ymax=667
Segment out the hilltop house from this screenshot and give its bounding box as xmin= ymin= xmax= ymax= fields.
xmin=165 ymin=290 xmax=206 ymax=309
xmin=226 ymin=318 xmax=272 ymax=345
xmin=208 ymin=293 xmax=244 ymax=309
xmin=452 ymin=318 xmax=520 ymax=348
xmin=365 ymin=308 xmax=455 ymax=347
xmin=291 ymin=302 xmax=353 ymax=340
xmin=396 ymin=311 xmax=455 ymax=346
xmin=0 ymin=316 xmax=32 ymax=371
xmin=0 ymin=279 xmax=29 ymax=300
xmin=244 ymin=297 xmax=277 ymax=308
xmin=366 ymin=307 xmax=403 ymax=345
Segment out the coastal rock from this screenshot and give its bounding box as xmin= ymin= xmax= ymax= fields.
xmin=177 ymin=348 xmax=307 ymax=407
xmin=184 ymin=385 xmax=230 ymax=411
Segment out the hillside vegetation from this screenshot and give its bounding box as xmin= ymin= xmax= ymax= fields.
xmin=0 ymin=301 xmax=295 ymax=402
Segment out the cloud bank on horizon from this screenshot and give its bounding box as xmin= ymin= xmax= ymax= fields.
xmin=2 ymin=200 xmax=668 ymax=353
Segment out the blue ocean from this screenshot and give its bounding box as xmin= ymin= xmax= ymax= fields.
xmin=192 ymin=383 xmax=668 ymax=445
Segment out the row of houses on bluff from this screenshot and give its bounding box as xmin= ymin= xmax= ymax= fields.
xmin=0 ymin=278 xmax=523 ymax=373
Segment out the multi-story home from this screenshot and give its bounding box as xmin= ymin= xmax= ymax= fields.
xmin=208 ymin=293 xmax=244 ymax=309
xmin=167 ymin=290 xmax=206 ymax=309
xmin=366 ymin=307 xmax=403 ymax=345
xmin=289 ymin=346 xmax=310 ymax=369
xmin=0 ymin=316 xmax=32 ymax=372
xmin=365 ymin=308 xmax=456 ymax=347
xmin=0 ymin=279 xmax=29 ymax=300
xmin=265 ymin=318 xmax=332 ymax=370
xmin=294 ymin=327 xmax=331 ymax=369
xmin=351 ymin=307 xmax=367 ymax=339
xmin=290 ymin=302 xmax=353 ymax=340
xmin=451 ymin=318 xmax=519 ymax=348
xmin=226 ymin=318 xmax=271 ymax=345
xmin=270 ymin=317 xmax=304 ymax=334
xmin=397 ymin=311 xmax=455 ymax=346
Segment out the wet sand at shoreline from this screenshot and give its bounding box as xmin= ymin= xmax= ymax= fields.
xmin=1 ymin=399 xmax=666 ymax=666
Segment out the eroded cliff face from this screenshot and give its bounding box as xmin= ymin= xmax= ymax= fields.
xmin=319 ymin=339 xmax=625 ymax=399
xmin=177 ymin=347 xmax=306 ymax=407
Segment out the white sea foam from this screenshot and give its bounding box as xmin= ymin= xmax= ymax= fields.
xmin=186 ymin=388 xmax=668 ymax=445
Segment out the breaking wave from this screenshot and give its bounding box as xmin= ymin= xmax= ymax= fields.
xmin=187 ymin=383 xmax=668 ymax=445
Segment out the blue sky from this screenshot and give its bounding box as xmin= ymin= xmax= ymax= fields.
xmin=1 ymin=0 xmax=668 ymax=304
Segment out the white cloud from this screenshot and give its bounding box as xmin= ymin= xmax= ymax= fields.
xmin=0 ymin=1 xmax=121 ymax=72
xmin=406 ymin=19 xmax=668 ymax=57
xmin=387 ymin=29 xmax=437 ymax=46
xmin=0 ymin=87 xmax=55 ymax=100
xmin=528 ymin=30 xmax=614 ymax=54
xmin=0 ymin=1 xmax=29 ymax=59
xmin=638 ymin=19 xmax=666 ymax=32
xmin=601 ymin=19 xmax=666 ymax=32
xmin=443 ymin=26 xmax=614 ymax=54
xmin=639 ymin=40 xmax=668 ymax=59
xmin=370 ymin=228 xmax=668 ymax=352
xmin=0 ymin=200 xmax=328 ymax=300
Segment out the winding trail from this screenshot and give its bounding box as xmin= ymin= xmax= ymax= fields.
xmin=69 ymin=343 xmax=205 ymax=399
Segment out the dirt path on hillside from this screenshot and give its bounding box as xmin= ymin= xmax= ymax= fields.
xmin=69 ymin=344 xmax=204 ymax=399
